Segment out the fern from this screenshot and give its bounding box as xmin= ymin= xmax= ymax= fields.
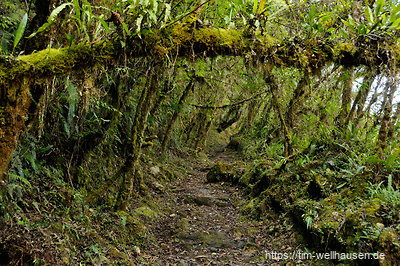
xmin=27 ymin=3 xmax=72 ymax=39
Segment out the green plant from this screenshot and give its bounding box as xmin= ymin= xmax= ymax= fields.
xmin=341 ymin=0 xmax=400 ymax=39
xmin=12 ymin=12 xmax=27 ymax=54
xmin=302 ymin=209 xmax=318 ymax=230
xmin=116 ymin=0 xmax=172 ymax=37
xmin=28 ymin=0 xmax=110 ymax=43
xmin=367 ymin=146 xmax=400 ymax=171
xmin=28 ymin=3 xmax=73 ymax=39
xmin=368 ymin=175 xmax=400 ymax=207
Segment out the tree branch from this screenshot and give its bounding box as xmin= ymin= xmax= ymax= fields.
xmin=190 ymin=91 xmax=267 ymax=109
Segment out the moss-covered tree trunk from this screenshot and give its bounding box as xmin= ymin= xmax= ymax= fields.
xmin=0 ymin=77 xmax=36 ymax=184
xmin=245 ymin=99 xmax=262 ymax=130
xmin=353 ymin=69 xmax=377 ymax=127
xmin=286 ymin=73 xmax=309 ymax=130
xmin=71 ymin=74 xmax=122 ymax=186
xmin=265 ymin=72 xmax=292 ymax=157
xmin=114 ymin=63 xmax=162 ymax=211
xmin=336 ymin=66 xmax=354 ymax=130
xmin=376 ymin=73 xmax=398 ymax=157
xmin=218 ymin=105 xmax=241 ymax=132
xmin=161 ymin=78 xmax=194 ymax=153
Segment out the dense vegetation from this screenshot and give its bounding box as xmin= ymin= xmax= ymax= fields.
xmin=1 ymin=0 xmax=400 ymax=264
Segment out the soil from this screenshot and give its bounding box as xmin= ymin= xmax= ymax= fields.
xmin=140 ymin=146 xmax=308 ymax=265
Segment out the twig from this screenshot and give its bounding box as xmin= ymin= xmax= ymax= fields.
xmin=163 ymin=0 xmax=212 ymax=29
xmin=190 ymin=91 xmax=267 ymax=109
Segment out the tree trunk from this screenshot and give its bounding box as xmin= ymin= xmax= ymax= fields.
xmin=286 ymin=73 xmax=309 ymax=130
xmin=362 ymin=79 xmax=381 ymax=130
xmin=387 ymin=103 xmax=400 ymax=140
xmin=353 ymin=70 xmax=377 ymax=127
xmin=376 ymin=73 xmax=398 ymax=157
xmin=245 ymin=99 xmax=262 ymax=130
xmin=344 ymin=69 xmax=376 ymax=128
xmin=114 ymin=63 xmax=162 ymax=211
xmin=192 ymin=109 xmax=213 ymax=150
xmin=161 ymin=78 xmax=194 ymax=153
xmin=24 ymin=0 xmax=51 ymax=54
xmin=0 ymin=77 xmax=36 ymax=184
xmin=218 ymin=105 xmax=241 ymax=133
xmin=265 ymin=72 xmax=292 ymax=157
xmin=336 ymin=66 xmax=354 ymax=130
xmin=72 ymin=74 xmax=121 ymax=186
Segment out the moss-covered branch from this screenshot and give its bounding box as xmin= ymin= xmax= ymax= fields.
xmin=1 ymin=26 xmax=398 ymax=84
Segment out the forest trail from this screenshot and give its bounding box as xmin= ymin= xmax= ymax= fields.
xmin=141 ymin=145 xmax=303 ymax=265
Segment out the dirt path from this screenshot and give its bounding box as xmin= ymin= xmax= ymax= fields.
xmin=141 ymin=146 xmax=303 ymax=265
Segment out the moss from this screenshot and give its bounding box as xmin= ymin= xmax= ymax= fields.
xmin=0 ymin=67 xmax=6 ymax=86
xmin=337 ymin=43 xmax=357 ymax=55
xmin=334 ymin=42 xmax=360 ymax=65
xmin=378 ymin=229 xmax=398 ymax=248
xmin=365 ymin=198 xmax=382 ymax=216
xmin=116 ymin=210 xmax=147 ymax=236
xmin=165 ymin=169 xmax=175 ymax=180
xmin=153 ymin=44 xmax=168 ymax=60
xmin=298 ymin=52 xmax=310 ymax=68
xmin=391 ymin=43 xmax=400 ymax=63
xmin=170 ymin=23 xmax=193 ymax=46
xmin=318 ymin=208 xmax=343 ymax=232
xmin=206 ymin=161 xmax=234 ymax=182
xmin=171 ymin=25 xmax=246 ymax=53
xmin=238 ymin=160 xmax=273 ymax=187
xmin=3 ymin=40 xmax=115 ymax=85
xmin=169 ymin=25 xmax=276 ymax=58
xmin=132 ymin=206 xmax=159 ymax=220
xmin=241 ymin=198 xmax=261 ymax=216
xmin=213 ymin=28 xmax=243 ymax=49
xmin=377 ymin=227 xmax=400 ymax=264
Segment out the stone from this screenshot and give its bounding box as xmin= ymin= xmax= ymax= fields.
xmin=133 ymin=246 xmax=140 ymax=256
xmin=206 ymin=161 xmax=234 ymax=183
xmin=184 ymin=195 xmax=214 ymax=206
xmin=154 ymin=182 xmax=164 ymax=191
xmin=150 ymin=165 xmax=160 ymax=176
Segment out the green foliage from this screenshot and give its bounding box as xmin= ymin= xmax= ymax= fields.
xmin=0 ymin=0 xmax=25 ymax=54
xmin=115 ymin=0 xmax=172 ymax=37
xmin=4 ymin=0 xmax=400 ymax=263
xmin=341 ymin=0 xmax=400 ymax=39
xmin=12 ymin=12 xmax=27 ymax=54
xmin=28 ymin=3 xmax=73 ymax=39
xmin=368 ymin=175 xmax=400 ymax=208
xmin=302 ymin=210 xmax=317 ymax=230
xmin=367 ymin=145 xmax=400 ymax=171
